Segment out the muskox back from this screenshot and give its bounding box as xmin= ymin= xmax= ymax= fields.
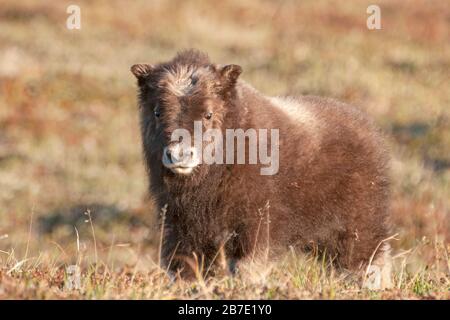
xmin=230 ymin=85 xmax=391 ymax=265
xmin=131 ymin=50 xmax=392 ymax=288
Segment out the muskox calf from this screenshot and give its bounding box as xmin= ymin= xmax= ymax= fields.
xmin=131 ymin=50 xmax=392 ymax=288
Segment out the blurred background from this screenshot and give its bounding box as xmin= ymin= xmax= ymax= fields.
xmin=0 ymin=0 xmax=448 ymax=298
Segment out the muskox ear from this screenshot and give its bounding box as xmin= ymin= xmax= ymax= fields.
xmin=130 ymin=64 xmax=154 ymax=86
xmin=217 ymin=64 xmax=242 ymax=92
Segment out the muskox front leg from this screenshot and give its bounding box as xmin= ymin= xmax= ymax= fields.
xmin=222 ymin=229 xmax=248 ymax=276
xmin=160 ymin=224 xmax=196 ymax=280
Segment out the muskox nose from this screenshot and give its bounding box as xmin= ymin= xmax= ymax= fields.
xmin=163 ymin=143 xmax=197 ymax=167
xmin=164 ymin=145 xmax=182 ymax=164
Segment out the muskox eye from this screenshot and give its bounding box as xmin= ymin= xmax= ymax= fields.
xmin=204 ymin=112 xmax=213 ymax=120
xmin=154 ymin=109 xmax=160 ymax=118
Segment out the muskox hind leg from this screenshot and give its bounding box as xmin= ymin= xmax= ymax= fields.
xmin=337 ymin=243 xmax=393 ymax=290
xmin=335 ymin=231 xmax=393 ymax=290
xmin=362 ymin=243 xmax=393 ymax=290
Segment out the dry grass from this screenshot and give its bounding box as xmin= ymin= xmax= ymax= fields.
xmin=0 ymin=0 xmax=449 ymax=299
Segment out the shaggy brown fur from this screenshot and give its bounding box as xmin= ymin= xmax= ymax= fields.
xmin=131 ymin=50 xmax=391 ymax=284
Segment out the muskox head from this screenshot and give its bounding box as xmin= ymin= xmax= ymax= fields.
xmin=131 ymin=50 xmax=242 ymax=179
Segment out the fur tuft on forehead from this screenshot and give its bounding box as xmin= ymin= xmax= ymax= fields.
xmin=159 ymin=50 xmax=212 ymax=97
xmin=163 ymin=65 xmax=198 ymax=97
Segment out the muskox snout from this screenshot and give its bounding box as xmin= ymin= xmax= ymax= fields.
xmin=162 ymin=143 xmax=199 ymax=175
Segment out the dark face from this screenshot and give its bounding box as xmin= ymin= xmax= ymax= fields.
xmin=131 ymin=58 xmax=242 ymax=180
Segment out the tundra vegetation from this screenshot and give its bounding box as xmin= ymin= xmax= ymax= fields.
xmin=0 ymin=0 xmax=448 ymax=299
